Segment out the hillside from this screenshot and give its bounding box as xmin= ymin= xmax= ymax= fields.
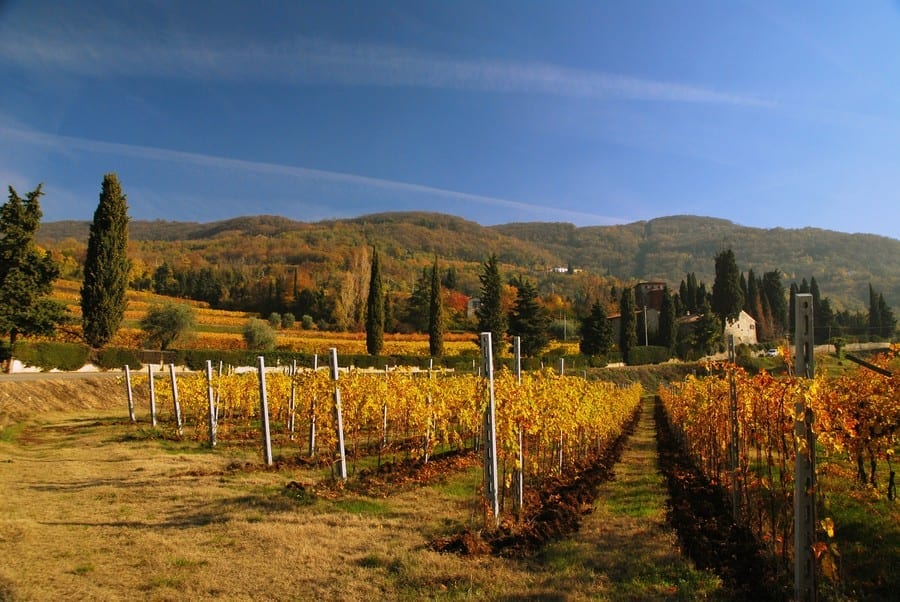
xmin=38 ymin=212 xmax=899 ymax=311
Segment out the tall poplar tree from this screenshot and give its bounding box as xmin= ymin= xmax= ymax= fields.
xmin=365 ymin=248 xmax=384 ymax=355
xmin=428 ymin=258 xmax=445 ymax=357
xmin=476 ymin=253 xmax=506 ymax=358
xmin=81 ymin=173 xmax=131 ymax=348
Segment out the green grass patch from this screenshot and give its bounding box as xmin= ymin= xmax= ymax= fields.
xmin=433 ymin=466 xmax=481 ymax=498
xmin=817 ymin=456 xmax=899 ymax=600
xmin=70 ymin=563 xmax=93 ymax=576
xmin=0 ymin=422 xmax=25 ymax=443
xmin=333 ymin=498 xmax=393 ymax=516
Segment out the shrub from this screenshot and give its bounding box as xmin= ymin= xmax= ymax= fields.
xmin=95 ymin=347 xmax=142 ymax=370
xmin=267 ymin=312 xmax=282 ymax=329
xmin=243 ymin=318 xmax=276 ymax=351
xmin=13 ymin=341 xmax=90 ymax=371
xmin=301 ymin=315 xmax=315 ymax=330
xmin=627 ymin=345 xmax=671 ymax=366
xmin=281 ymin=312 xmax=296 ymax=329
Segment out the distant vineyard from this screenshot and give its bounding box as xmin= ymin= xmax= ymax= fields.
xmin=51 ymin=279 xmax=583 ymax=357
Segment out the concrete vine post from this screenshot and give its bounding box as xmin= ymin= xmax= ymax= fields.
xmin=205 ymin=360 xmax=217 ymax=448
xmin=148 ymin=364 xmax=157 ymax=427
xmin=168 ymin=364 xmax=183 ymax=437
xmin=480 ymin=332 xmax=500 ymax=529
xmin=512 ymin=336 xmax=524 ymax=520
xmin=308 ymin=354 xmax=318 ymax=457
xmin=124 ymin=365 xmax=136 ymax=423
xmin=728 ymin=335 xmax=741 ymax=524
xmin=257 ymin=356 xmax=274 ymax=466
xmin=330 ymin=348 xmax=348 ymax=480
xmin=793 ymin=293 xmax=817 ymax=602
xmin=288 ymin=359 xmax=297 ymax=440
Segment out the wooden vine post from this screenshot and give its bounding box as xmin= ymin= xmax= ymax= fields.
xmin=257 ymin=356 xmax=274 ymax=466
xmin=124 ymin=365 xmax=136 ymax=423
xmin=148 ymin=364 xmax=157 ymax=427
xmin=168 ymin=364 xmax=183 ymax=437
xmin=480 ymin=332 xmax=500 ymax=528
xmin=329 ymin=348 xmax=348 ymax=480
xmin=205 ymin=360 xmax=217 ymax=448
xmin=793 ymin=293 xmax=817 ymax=601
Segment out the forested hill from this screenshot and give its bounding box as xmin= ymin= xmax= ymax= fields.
xmin=38 ymin=212 xmax=899 ymax=311
xmin=492 ymin=215 xmax=900 ymax=310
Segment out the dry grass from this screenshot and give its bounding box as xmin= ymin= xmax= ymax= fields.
xmin=0 ymin=379 xmax=721 ymax=601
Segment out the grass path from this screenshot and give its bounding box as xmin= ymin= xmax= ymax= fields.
xmin=531 ymin=396 xmax=725 ymax=600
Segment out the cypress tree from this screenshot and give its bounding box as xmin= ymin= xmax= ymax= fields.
xmin=476 ymin=254 xmax=506 ymax=357
xmin=658 ymin=285 xmax=677 ymax=354
xmin=365 ymin=248 xmax=384 ymax=355
xmin=789 ymin=282 xmax=799 ymax=337
xmin=81 ymin=173 xmax=131 ymax=348
xmin=711 ymin=248 xmax=744 ymax=327
xmin=619 ymin=287 xmax=637 ymax=364
xmin=762 ymin=270 xmax=786 ymax=336
xmin=428 ymin=258 xmax=445 ymax=357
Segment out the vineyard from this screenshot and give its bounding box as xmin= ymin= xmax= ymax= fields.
xmin=658 ymin=344 xmax=899 ymax=599
xmin=127 ymin=363 xmax=643 ymax=526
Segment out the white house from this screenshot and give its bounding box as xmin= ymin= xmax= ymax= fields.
xmin=724 ymin=310 xmax=758 ymax=345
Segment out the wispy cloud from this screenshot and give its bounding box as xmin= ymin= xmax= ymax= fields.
xmin=0 ymin=19 xmax=771 ymax=107
xmin=0 ymin=125 xmax=625 ymax=225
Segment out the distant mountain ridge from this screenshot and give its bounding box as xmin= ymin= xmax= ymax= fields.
xmin=38 ymin=212 xmax=899 ymax=312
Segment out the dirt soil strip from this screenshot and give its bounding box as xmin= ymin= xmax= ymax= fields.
xmin=542 ymin=395 xmax=724 ymax=599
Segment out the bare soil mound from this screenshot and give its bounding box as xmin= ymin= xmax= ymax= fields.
xmin=0 ymin=374 xmax=125 ymax=423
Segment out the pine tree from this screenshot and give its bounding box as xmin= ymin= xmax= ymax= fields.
xmin=712 ymin=248 xmax=744 ymax=327
xmin=877 ymin=293 xmax=896 ymax=339
xmin=404 ymin=268 xmax=430 ymax=332
xmin=868 ymin=284 xmax=881 ymax=338
xmin=694 ymin=294 xmax=721 ymax=355
xmin=619 ymin=287 xmax=637 ymax=364
xmin=476 ymin=254 xmax=506 ymax=357
xmin=579 ymin=300 xmax=613 ymax=356
xmin=81 ymin=173 xmax=131 ymax=348
xmin=0 ymin=184 xmax=69 ymax=371
xmin=365 ymin=248 xmax=384 ymax=355
xmin=428 ymin=258 xmax=445 ymax=357
xmin=508 ymin=279 xmax=550 ymax=358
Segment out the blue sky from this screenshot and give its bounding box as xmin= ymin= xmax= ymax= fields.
xmin=1 ymin=1 xmax=899 ymax=239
